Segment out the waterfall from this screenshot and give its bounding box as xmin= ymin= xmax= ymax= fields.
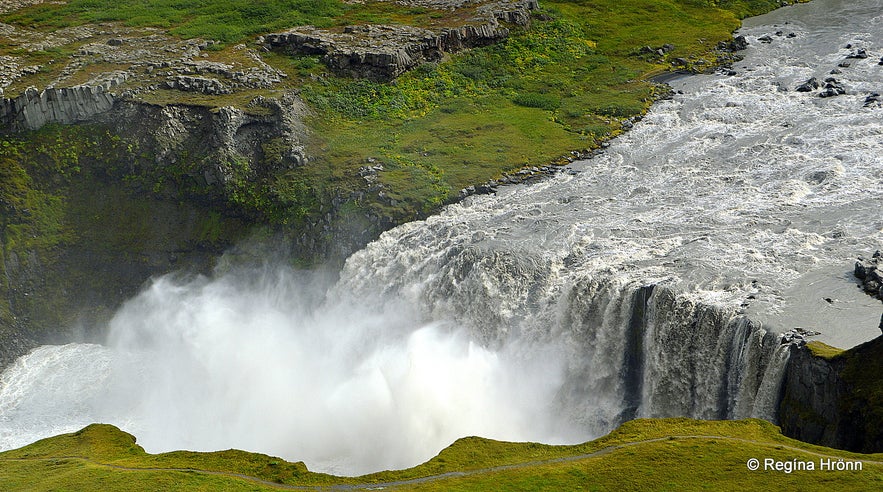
xmin=2 ymin=0 xmax=881 ymax=475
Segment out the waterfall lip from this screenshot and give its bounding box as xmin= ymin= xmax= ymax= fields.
xmin=744 ymin=265 xmax=882 ymax=349
xmin=340 ymin=0 xmax=883 ymax=352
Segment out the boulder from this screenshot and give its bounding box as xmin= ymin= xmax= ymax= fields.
xmin=818 ymin=78 xmax=845 ymax=98
xmin=795 ymin=77 xmax=820 ymax=92
xmin=718 ymin=35 xmax=748 ymax=52
xmin=846 ymin=48 xmax=869 ymax=59
xmin=854 ymin=251 xmax=883 ymax=301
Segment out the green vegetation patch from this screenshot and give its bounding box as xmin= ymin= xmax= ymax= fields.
xmin=1 ymin=0 xmax=469 ymax=45
xmin=285 ymin=0 xmax=753 ymax=224
xmin=2 ymin=419 xmax=882 ymax=491
xmin=3 ymin=0 xmax=345 ymax=44
xmin=806 ymin=340 xmax=846 ymax=360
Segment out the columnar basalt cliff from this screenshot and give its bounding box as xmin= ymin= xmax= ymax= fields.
xmin=0 ymin=81 xmax=399 ymax=369
xmin=0 ymin=85 xmax=116 ymax=130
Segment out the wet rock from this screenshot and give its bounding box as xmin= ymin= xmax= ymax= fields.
xmin=818 ymin=78 xmax=845 ymax=98
xmin=781 ymin=327 xmax=821 ymax=345
xmin=864 ymin=93 xmax=881 ymax=107
xmin=758 ymin=35 xmax=774 ymax=43
xmin=719 ymin=35 xmax=749 ymax=52
xmin=854 ymin=250 xmax=883 ymax=301
xmin=846 ymin=48 xmax=869 ymax=59
xmin=838 ymin=60 xmax=851 ymax=68
xmin=795 ymin=77 xmax=820 ymax=92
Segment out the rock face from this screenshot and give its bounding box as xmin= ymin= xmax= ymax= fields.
xmin=262 ymin=0 xmax=538 ymax=79
xmin=0 ymin=85 xmax=115 ymax=130
xmin=778 ymin=344 xmax=851 ymax=448
xmin=779 ymin=335 xmax=883 ymax=453
xmin=0 ymin=84 xmax=316 ymax=371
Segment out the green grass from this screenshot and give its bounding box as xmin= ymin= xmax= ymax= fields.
xmin=3 ymin=0 xmax=345 ymax=44
xmin=1 ymin=0 xmax=792 ymax=235
xmin=2 ymin=419 xmax=882 ymax=491
xmin=1 ymin=0 xmax=473 ymax=45
xmin=806 ymin=341 xmax=846 ymax=360
xmin=287 ymin=0 xmax=755 ymax=224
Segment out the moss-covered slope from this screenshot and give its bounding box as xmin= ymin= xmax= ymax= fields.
xmin=1 ymin=418 xmax=882 ymax=490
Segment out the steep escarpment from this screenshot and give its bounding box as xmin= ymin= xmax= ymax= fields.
xmin=779 ymin=336 xmax=883 ymax=453
xmin=0 ymin=85 xmax=116 ymax=130
xmin=0 ymin=88 xmax=399 ymax=367
xmin=778 ymin=343 xmax=851 ymax=448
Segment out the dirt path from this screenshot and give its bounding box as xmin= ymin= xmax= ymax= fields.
xmin=4 ymin=435 xmax=883 ymax=490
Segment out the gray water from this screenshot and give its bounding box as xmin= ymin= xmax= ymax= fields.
xmin=1 ymin=0 xmax=881 ymax=476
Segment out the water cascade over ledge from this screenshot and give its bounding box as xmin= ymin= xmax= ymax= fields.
xmin=1 ymin=0 xmax=882 ymax=476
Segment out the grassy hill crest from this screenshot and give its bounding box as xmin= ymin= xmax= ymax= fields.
xmin=2 ymin=418 xmax=882 ymax=490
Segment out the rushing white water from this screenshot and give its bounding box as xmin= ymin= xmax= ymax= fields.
xmin=1 ymin=0 xmax=882 ymax=476
xmin=0 ymin=268 xmax=575 ymax=475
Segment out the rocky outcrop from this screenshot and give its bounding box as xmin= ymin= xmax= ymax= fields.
xmin=164 ymin=75 xmax=231 ymax=95
xmin=262 ymin=0 xmax=538 ymax=79
xmin=779 ymin=335 xmax=883 ymax=453
xmin=854 ymin=250 xmax=883 ymax=302
xmin=0 ymin=85 xmax=115 ymax=130
xmin=795 ymin=77 xmax=820 ymax=92
xmin=819 ymin=77 xmax=846 ymax=98
xmin=0 ymin=86 xmax=318 ymax=371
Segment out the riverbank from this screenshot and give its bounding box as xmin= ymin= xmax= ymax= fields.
xmin=0 ymin=0 xmax=797 ymax=355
